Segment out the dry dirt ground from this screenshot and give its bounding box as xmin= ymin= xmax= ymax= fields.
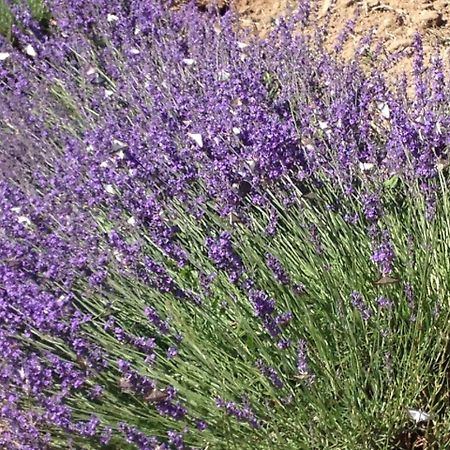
xmin=197 ymin=0 xmax=450 ymax=75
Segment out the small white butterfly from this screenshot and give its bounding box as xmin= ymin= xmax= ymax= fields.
xmin=107 ymin=13 xmax=119 ymax=22
xmin=407 ymin=408 xmax=431 ymax=424
xmin=437 ymin=158 xmax=449 ymax=172
xmin=182 ymin=58 xmax=195 ymax=66
xmin=377 ymin=102 xmax=390 ymax=120
xmin=188 ymin=133 xmax=203 ymax=148
xmin=359 ymin=162 xmax=375 ymax=172
xmin=17 ymin=216 xmax=32 ymax=227
xmin=113 ymin=250 xmax=122 ymax=262
xmin=246 ymin=159 xmax=256 ymax=172
xmin=112 ymin=139 xmax=127 ymax=151
xmin=0 ymin=52 xmax=10 ymax=61
xmin=104 ymin=184 xmax=115 ymax=195
xmin=318 ymin=120 xmax=329 ymax=130
xmin=217 ymin=70 xmax=230 ymax=82
xmin=25 ymin=44 xmax=37 ymax=57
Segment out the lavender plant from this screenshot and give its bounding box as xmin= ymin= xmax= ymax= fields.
xmin=1 ymin=1 xmax=450 ymax=449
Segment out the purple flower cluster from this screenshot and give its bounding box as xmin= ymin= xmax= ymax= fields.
xmin=144 ymin=306 xmax=170 ymax=335
xmin=114 ymin=327 xmax=156 ymax=357
xmin=350 ymin=291 xmax=372 ymax=321
xmin=265 ymin=253 xmax=290 ymax=285
xmin=256 ymin=360 xmax=284 ymax=389
xmin=119 ymin=423 xmax=167 ymax=450
xmin=248 ymin=289 xmax=291 ymax=337
xmin=376 ymin=296 xmax=393 ymax=310
xmin=215 ymin=397 xmax=261 ymax=429
xmin=362 ymin=193 xmax=382 ymax=223
xmin=118 ymin=360 xmax=186 ymax=421
xmin=206 ymin=231 xmax=243 ymax=283
xmin=371 ymin=230 xmax=396 ymax=275
xmin=296 ymin=339 xmax=315 ymax=384
xmin=118 ymin=360 xmax=156 ymax=397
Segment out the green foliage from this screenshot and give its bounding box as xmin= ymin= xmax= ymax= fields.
xmin=28 ymin=177 xmax=450 ymax=449
xmin=0 ymin=0 xmax=50 ymax=39
xmin=27 ymin=0 xmax=50 ymax=22
xmin=262 ymin=71 xmax=282 ymax=101
xmin=0 ymin=1 xmax=14 ymax=39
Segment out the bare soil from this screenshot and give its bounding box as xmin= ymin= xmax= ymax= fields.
xmin=234 ymin=0 xmax=450 ymax=54
xmin=196 ymin=0 xmax=450 ymax=78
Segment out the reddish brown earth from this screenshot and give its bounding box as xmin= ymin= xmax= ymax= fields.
xmin=234 ymin=0 xmax=450 ymax=54
xmin=196 ymin=0 xmax=450 ymax=78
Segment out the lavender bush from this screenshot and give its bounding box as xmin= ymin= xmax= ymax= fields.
xmin=1 ymin=1 xmax=450 ymax=449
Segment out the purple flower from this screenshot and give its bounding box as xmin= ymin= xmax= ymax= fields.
xmin=167 ymin=430 xmax=186 ymax=450
xmin=114 ymin=327 xmax=156 ymax=357
xmin=265 ymin=210 xmax=279 ymax=237
xmin=2 ymin=1 xmax=449 ymax=446
xmin=199 ymin=271 xmax=216 ymax=294
xmin=334 ymin=14 xmax=358 ymax=54
xmin=89 ymin=384 xmax=103 ymax=400
xmin=376 ymin=296 xmax=393 ymax=309
xmin=351 ymin=291 xmax=372 ymax=321
xmin=144 ymin=307 xmax=170 ymax=335
xmin=77 ymin=415 xmax=100 ymax=437
xmin=297 ymin=339 xmax=315 ymax=384
xmin=166 ymin=346 xmax=178 ymax=359
xmin=195 ymin=420 xmax=207 ymax=431
xmin=100 ymin=426 xmax=113 ymax=445
xmin=275 ymin=311 xmax=293 ymax=326
xmin=265 ymin=253 xmax=290 ymax=285
xmin=88 ymin=269 xmax=107 ymax=287
xmin=117 ymin=360 xmax=155 ymax=397
xmin=277 ymin=338 xmax=291 ymax=350
xmin=143 ymin=258 xmax=191 ymax=301
xmin=371 ymin=230 xmax=396 ymax=275
xmin=206 ymin=232 xmax=243 ymax=283
xmin=215 ymin=397 xmax=260 ymax=429
xmin=256 ymin=360 xmax=284 ymax=389
xmin=119 ymin=423 xmax=163 ymax=449
xmin=362 ymin=193 xmax=382 ymax=223
xmin=155 ymin=401 xmax=187 ymax=421
xmin=249 ymin=290 xmax=275 ymax=317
